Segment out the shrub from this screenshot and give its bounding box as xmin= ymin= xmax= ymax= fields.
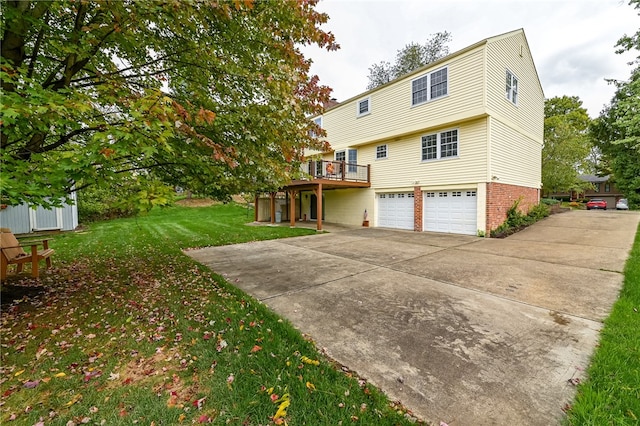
xmin=528 ymin=203 xmax=550 ymax=220
xmin=541 ymin=198 xmax=561 ymax=205
xmin=490 ymin=199 xmax=550 ymax=237
xmin=77 ymin=184 xmax=138 ymax=223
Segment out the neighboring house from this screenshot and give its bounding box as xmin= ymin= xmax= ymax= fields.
xmin=0 ymin=193 xmax=78 ymax=235
xmin=549 ymin=175 xmax=625 ymax=209
xmin=257 ymin=29 xmax=544 ymax=235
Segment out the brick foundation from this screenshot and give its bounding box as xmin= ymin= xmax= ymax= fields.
xmin=486 ymin=182 xmax=540 ymax=234
xmin=413 ymin=186 xmax=423 ymax=231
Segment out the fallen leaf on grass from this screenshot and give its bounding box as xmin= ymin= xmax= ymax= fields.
xmin=23 ymin=380 xmax=39 ymax=389
xmin=193 ymin=397 xmax=206 ymax=409
xmin=300 ymin=356 xmax=319 ymax=366
xmin=64 ymin=394 xmax=82 ymax=407
xmin=305 ymin=382 xmax=315 ymax=392
xmin=250 ymin=345 xmax=262 ymax=353
xmin=273 ymin=394 xmax=290 ymax=420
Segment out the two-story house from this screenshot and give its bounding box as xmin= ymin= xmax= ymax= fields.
xmin=258 ymin=29 xmax=543 ymax=236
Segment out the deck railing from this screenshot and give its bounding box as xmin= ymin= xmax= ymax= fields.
xmin=300 ymin=160 xmax=370 ymax=183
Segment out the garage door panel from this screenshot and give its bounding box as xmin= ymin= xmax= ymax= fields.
xmin=424 ymin=190 xmax=477 ymax=235
xmin=378 ymin=193 xmax=414 ymax=230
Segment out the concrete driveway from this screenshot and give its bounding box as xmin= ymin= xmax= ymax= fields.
xmin=187 ymin=210 xmax=639 ymax=425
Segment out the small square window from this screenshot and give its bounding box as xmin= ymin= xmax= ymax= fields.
xmin=452 ymin=191 xmax=461 ymax=197
xmin=426 ymin=192 xmax=435 ymax=198
xmin=466 ymin=191 xmax=477 ymax=197
xmin=439 ymin=192 xmax=448 ymax=197
xmin=376 ymin=144 xmax=387 ymax=159
xmin=357 ymin=97 xmax=370 ymax=116
xmin=379 ymin=194 xmax=386 ymax=199
xmin=408 ymin=193 xmax=415 ymax=198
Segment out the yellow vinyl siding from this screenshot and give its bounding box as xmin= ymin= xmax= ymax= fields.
xmin=323 ymin=188 xmax=375 ymax=226
xmin=322 ymin=48 xmax=486 ymax=151
xmin=485 ymin=31 xmax=544 ymax=142
xmin=489 ymin=118 xmax=541 ymax=188
xmin=366 ymin=119 xmax=488 ymax=189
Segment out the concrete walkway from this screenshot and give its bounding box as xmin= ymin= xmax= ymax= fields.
xmin=187 ymin=210 xmax=639 ymax=425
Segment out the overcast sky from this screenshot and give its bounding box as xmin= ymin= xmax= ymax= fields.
xmin=302 ymin=0 xmax=638 ymax=118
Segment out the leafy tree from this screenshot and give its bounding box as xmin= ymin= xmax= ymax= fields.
xmin=1 ymin=0 xmax=337 ymax=209
xmin=591 ymin=68 xmax=640 ymax=207
xmin=366 ymin=31 xmax=451 ymax=90
xmin=591 ymin=0 xmax=640 ymax=207
xmin=542 ymin=96 xmax=593 ymax=196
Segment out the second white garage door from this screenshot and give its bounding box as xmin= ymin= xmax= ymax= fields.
xmin=424 ymin=190 xmax=477 ymax=235
xmin=378 ymin=192 xmax=414 ymax=230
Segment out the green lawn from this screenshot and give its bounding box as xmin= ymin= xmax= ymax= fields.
xmin=1 ymin=204 xmax=418 ymax=425
xmin=565 ymin=221 xmax=640 ymax=425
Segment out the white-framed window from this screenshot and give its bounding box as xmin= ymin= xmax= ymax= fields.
xmin=506 ymin=70 xmax=518 ymax=105
xmin=310 ymin=116 xmax=323 ymax=138
xmin=335 ymin=148 xmax=358 ymax=172
xmin=466 ymin=191 xmax=476 ymax=197
xmin=421 ymin=129 xmax=458 ymax=161
xmin=412 ymin=66 xmax=448 ymax=106
xmin=376 ymin=144 xmax=388 ymax=160
xmin=426 ymin=192 xmax=435 ymax=198
xmin=357 ymin=97 xmax=371 ymax=117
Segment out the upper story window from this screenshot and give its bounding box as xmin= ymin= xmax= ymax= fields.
xmin=376 ymin=144 xmax=387 ymax=159
xmin=605 ymin=183 xmax=610 ymax=192
xmin=357 ymin=97 xmax=370 ymax=117
xmin=310 ymin=116 xmax=323 ymax=138
xmin=412 ymin=66 xmax=448 ymax=106
xmin=506 ymin=70 xmax=518 ymax=105
xmin=421 ymin=129 xmax=458 ymax=161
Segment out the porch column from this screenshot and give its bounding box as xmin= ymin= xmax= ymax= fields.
xmin=288 ymin=189 xmax=297 ymax=227
xmin=254 ymin=194 xmax=259 ymax=222
xmin=313 ymin=183 xmax=323 ymax=231
xmin=269 ymin=192 xmax=276 ymax=224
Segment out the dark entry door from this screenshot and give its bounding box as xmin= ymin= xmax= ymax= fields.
xmin=310 ymin=194 xmax=325 ymax=220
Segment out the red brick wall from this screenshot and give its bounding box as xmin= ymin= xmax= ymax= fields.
xmin=413 ymin=186 xmax=423 ymax=231
xmin=486 ymin=182 xmax=540 ymax=233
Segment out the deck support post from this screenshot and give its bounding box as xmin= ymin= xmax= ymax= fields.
xmin=313 ymin=183 xmax=323 ymax=231
xmin=288 ymin=189 xmax=297 ymax=227
xmin=269 ymin=192 xmax=276 ymax=224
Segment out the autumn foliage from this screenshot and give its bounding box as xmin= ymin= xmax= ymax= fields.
xmin=1 ymin=0 xmax=338 ymax=208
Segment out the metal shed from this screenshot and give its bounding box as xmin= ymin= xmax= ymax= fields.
xmin=0 ymin=192 xmax=78 ymax=235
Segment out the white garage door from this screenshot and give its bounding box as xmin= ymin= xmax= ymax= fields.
xmin=424 ymin=190 xmax=477 ymax=235
xmin=378 ymin=192 xmax=414 ymax=230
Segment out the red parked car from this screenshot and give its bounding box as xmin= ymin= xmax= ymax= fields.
xmin=586 ymin=198 xmax=607 ymax=210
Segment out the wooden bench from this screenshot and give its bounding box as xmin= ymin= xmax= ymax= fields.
xmin=0 ymin=228 xmax=55 ymax=279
